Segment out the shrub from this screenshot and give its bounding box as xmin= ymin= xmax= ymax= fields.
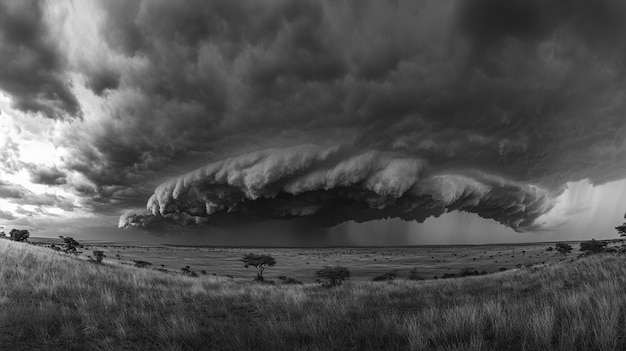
xmin=278 ymin=276 xmax=303 ymax=284
xmin=546 ymin=246 xmax=554 ymax=252
xmin=92 ymin=251 xmax=105 ymax=263
xmin=408 ymin=268 xmax=424 ymax=281
xmin=241 ymin=253 xmax=276 ymax=281
xmin=181 ymin=265 xmax=198 ymax=277
xmin=372 ymin=272 xmax=397 ymax=282
xmin=459 ymin=267 xmax=479 ymax=277
xmin=315 ymin=266 xmax=350 ymax=287
xmin=555 ymin=242 xmax=573 ymax=256
xmin=580 ymin=239 xmax=608 ymax=255
xmin=133 ymin=260 xmax=152 ymax=268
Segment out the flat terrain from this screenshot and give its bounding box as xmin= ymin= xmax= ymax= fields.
xmin=2 ymin=238 xmax=626 ymax=351
xmin=31 ymin=238 xmax=588 ymax=281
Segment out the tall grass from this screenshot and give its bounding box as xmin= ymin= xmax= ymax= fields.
xmin=1 ymin=239 xmax=626 ymax=350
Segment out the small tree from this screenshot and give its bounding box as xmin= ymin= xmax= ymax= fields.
xmin=580 ymin=239 xmax=608 ymax=255
xmin=555 ymin=242 xmax=573 ymax=256
xmin=616 ymin=213 xmax=626 ymax=236
xmin=241 ymin=253 xmax=276 ymax=281
xmin=92 ymin=251 xmax=105 ymax=263
xmin=10 ymin=229 xmax=29 ymax=242
xmin=315 ymin=266 xmax=350 ymax=287
xmin=59 ymin=236 xmax=82 ymax=254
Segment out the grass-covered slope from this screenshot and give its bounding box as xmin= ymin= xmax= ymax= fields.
xmin=1 ymin=239 xmax=626 ymax=351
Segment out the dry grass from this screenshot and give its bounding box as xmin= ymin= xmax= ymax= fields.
xmin=1 ymin=239 xmax=626 ymax=350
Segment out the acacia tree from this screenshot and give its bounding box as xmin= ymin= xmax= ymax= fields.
xmin=555 ymin=242 xmax=573 ymax=256
xmin=10 ymin=229 xmax=29 ymax=242
xmin=315 ymin=266 xmax=350 ymax=287
xmin=241 ymin=253 xmax=276 ymax=281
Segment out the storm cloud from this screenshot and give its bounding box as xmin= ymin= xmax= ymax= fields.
xmin=111 ymin=0 xmax=626 ymax=231
xmin=0 ymin=0 xmax=81 ymax=118
xmin=119 ymin=145 xmax=552 ymax=231
xmin=0 ymin=0 xmax=625 ymax=237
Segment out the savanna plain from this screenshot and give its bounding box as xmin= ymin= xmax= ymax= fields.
xmin=2 ymin=237 xmax=626 ymax=350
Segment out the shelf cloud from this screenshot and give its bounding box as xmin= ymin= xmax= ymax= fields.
xmin=119 ymin=145 xmax=553 ymax=231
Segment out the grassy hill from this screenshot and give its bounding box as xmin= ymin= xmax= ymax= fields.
xmin=1 ymin=239 xmax=625 ymax=351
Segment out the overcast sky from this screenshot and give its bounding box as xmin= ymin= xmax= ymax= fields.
xmin=1 ymin=0 xmax=626 ymax=246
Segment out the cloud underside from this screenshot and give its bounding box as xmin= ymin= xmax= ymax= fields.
xmin=0 ymin=0 xmax=625 ymax=234
xmin=119 ymin=145 xmax=552 ymax=231
xmin=111 ymin=0 xmax=626 ymax=232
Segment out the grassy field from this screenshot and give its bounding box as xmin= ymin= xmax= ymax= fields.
xmin=30 ymin=237 xmax=580 ymax=281
xmin=2 ymin=239 xmax=626 ymax=350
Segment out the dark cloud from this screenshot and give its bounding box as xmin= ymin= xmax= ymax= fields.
xmin=108 ymin=0 xmax=626 ymax=232
xmin=119 ymin=145 xmax=552 ymax=231
xmin=27 ymin=165 xmax=67 ymax=185
xmin=0 ymin=0 xmax=81 ymax=118
xmin=1 ymin=1 xmax=624 ymax=234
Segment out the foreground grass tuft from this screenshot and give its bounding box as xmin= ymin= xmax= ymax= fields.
xmin=1 ymin=239 xmax=626 ymax=350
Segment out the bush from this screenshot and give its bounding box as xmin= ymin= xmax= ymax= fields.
xmin=92 ymin=251 xmax=105 ymax=263
xmin=408 ymin=268 xmax=424 ymax=281
xmin=555 ymin=242 xmax=573 ymax=256
xmin=315 ymin=266 xmax=350 ymax=287
xmin=372 ymin=272 xmax=397 ymax=282
xmin=278 ymin=276 xmax=303 ymax=284
xmin=546 ymin=246 xmax=554 ymax=252
xmin=133 ymin=260 xmax=152 ymax=268
xmin=181 ymin=265 xmax=198 ymax=277
xmin=459 ymin=267 xmax=479 ymax=277
xmin=580 ymin=239 xmax=608 ymax=255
